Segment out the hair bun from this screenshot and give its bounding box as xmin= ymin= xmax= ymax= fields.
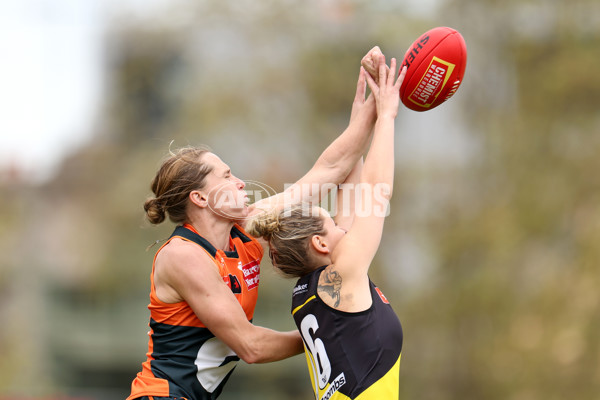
xmin=144 ymin=197 xmax=166 ymax=225
xmin=246 ymin=210 xmax=281 ymax=241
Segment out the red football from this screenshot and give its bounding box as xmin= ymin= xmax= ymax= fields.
xmin=400 ymin=27 xmax=467 ymax=112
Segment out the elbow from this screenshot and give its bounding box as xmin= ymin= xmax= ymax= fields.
xmin=238 ymin=348 xmax=268 ymax=365
xmin=227 ymin=324 xmax=273 ymax=364
xmin=239 ymin=354 xmax=259 ymax=365
xmin=236 ymin=341 xmax=266 ymax=365
xmin=315 ymin=155 xmax=354 ymax=185
xmin=374 ymin=182 xmax=393 ymax=202
xmin=238 ymin=348 xmax=258 ymax=364
xmin=382 ymin=184 xmax=393 ymax=201
xmin=373 ymin=183 xmax=392 ymax=215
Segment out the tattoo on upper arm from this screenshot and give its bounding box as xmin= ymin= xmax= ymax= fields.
xmin=318 ymin=268 xmax=343 ymax=307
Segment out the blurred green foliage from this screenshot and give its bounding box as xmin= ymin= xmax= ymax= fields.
xmin=1 ymin=1 xmax=599 ymax=399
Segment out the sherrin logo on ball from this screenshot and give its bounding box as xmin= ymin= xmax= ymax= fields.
xmin=400 ymin=26 xmax=467 ymax=112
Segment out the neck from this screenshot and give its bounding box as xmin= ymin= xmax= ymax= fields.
xmin=310 ymin=253 xmax=332 ymax=270
xmin=186 ymin=212 xmax=235 ymax=251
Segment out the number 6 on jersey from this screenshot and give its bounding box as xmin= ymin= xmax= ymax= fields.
xmin=300 ymin=314 xmax=332 ymax=391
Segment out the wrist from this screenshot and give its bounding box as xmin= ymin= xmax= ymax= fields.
xmin=350 ymin=110 xmax=376 ymax=129
xmin=377 ymin=112 xmax=397 ymax=121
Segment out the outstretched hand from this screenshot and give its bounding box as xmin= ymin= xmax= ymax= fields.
xmin=361 ymin=46 xmax=384 ymax=84
xmin=349 ymin=67 xmax=375 ymax=123
xmin=350 ymin=46 xmax=386 ymax=123
xmin=364 ymin=58 xmax=407 ymax=119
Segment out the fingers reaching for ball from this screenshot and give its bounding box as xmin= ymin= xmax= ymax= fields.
xmin=361 ymin=46 xmax=385 ymax=84
xmin=365 ymin=58 xmax=404 ymax=119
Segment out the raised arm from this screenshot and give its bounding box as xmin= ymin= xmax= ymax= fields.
xmin=334 ymin=155 xmax=363 ymax=232
xmin=332 ymin=59 xmax=407 ymax=282
xmin=246 ymin=50 xmax=385 ymax=222
xmin=287 ymin=64 xmax=377 ymax=203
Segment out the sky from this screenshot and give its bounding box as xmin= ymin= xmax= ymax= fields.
xmin=0 ymin=0 xmax=178 ymax=183
xmin=0 ymin=0 xmax=103 ymax=182
xmin=0 ymin=0 xmax=442 ymax=184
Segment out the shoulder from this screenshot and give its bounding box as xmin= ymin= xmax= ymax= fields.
xmin=316 ymin=265 xmax=343 ymax=308
xmin=317 ymin=264 xmax=371 ymax=312
xmin=156 ymin=237 xmax=219 ymax=279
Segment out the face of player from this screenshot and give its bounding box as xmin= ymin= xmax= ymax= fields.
xmin=316 ymin=207 xmax=346 ymax=255
xmin=201 ymin=153 xmax=248 ymax=220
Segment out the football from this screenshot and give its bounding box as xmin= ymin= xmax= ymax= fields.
xmin=400 ymin=27 xmax=467 ymax=112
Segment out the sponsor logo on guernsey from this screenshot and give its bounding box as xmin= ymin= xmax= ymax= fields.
xmin=238 ymin=260 xmax=260 ymax=290
xmin=409 ymin=56 xmax=455 ymax=108
xmin=228 ymin=274 xmax=242 ymax=294
xmin=321 ymin=372 xmax=346 ymax=400
xmin=375 ymin=287 xmax=390 ymax=304
xmin=293 ymin=283 xmax=309 ymax=297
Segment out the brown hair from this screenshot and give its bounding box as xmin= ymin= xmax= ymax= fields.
xmin=246 ymin=204 xmax=326 ymax=278
xmin=144 ymin=146 xmax=213 ymax=224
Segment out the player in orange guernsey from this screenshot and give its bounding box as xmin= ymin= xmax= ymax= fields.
xmin=127 ymin=47 xmax=386 ymax=400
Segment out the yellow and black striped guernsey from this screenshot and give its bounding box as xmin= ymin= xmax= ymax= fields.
xmin=291 ymin=266 xmax=403 ymax=400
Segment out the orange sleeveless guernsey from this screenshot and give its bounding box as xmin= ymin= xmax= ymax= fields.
xmin=128 ymin=223 xmax=263 ymax=400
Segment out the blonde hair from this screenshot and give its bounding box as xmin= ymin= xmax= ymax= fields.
xmin=144 ymin=146 xmax=212 ymax=225
xmin=246 ymin=204 xmax=326 ymax=278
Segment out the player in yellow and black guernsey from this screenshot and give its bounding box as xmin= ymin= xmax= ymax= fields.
xmin=291 ymin=267 xmax=402 ymax=399
xmin=247 ymin=54 xmax=408 ymax=399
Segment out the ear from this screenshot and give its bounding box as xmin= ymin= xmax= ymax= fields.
xmin=311 ymin=235 xmax=330 ymax=255
xmin=189 ymin=190 xmax=208 ymax=208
